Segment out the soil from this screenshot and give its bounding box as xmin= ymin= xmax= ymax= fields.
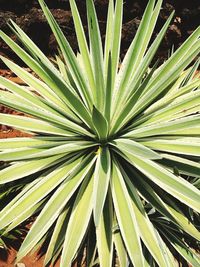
xmin=0 ymin=248 xmax=61 ymax=267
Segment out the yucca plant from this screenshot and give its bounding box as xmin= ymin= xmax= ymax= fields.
xmin=0 ymin=0 xmax=200 ymax=266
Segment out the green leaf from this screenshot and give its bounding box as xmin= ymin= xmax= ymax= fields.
xmin=111 ymin=138 xmax=162 ymax=160
xmin=104 ymin=0 xmax=114 ymax=80
xmin=38 ymin=0 xmax=93 ymax=110
xmin=0 ymin=136 xmax=74 ymax=150
xmin=181 ymin=58 xmax=200 ymax=86
xmin=137 ymin=90 xmax=200 ymax=126
xmin=125 ymin=153 xmax=200 ymax=213
xmin=112 ymin=25 xmax=200 ymax=132
xmin=0 ymin=90 xmax=92 ymax=137
xmin=86 ymin=0 xmax=105 ymax=111
xmin=69 ymin=0 xmax=95 ymax=101
xmin=142 ymin=139 xmax=200 ymax=157
xmin=160 ymin=229 xmax=200 ymax=267
xmin=110 ymin=0 xmax=123 ymax=93
xmin=96 ymin=191 xmax=113 ymax=267
xmin=0 ymin=32 xmax=93 ymax=128
xmin=124 ymin=171 xmax=175 ymax=266
xmin=0 ymin=141 xmax=95 ymax=161
xmin=44 ymin=207 xmax=70 ymax=266
xmin=124 ymin=164 xmax=200 ymax=241
xmin=16 ymin=155 xmax=95 ymax=262
xmin=93 ymin=147 xmax=111 ymax=226
xmin=111 ymin=0 xmax=163 ymax=119
xmin=110 ymin=11 xmax=174 ymax=133
xmin=113 ymin=223 xmax=129 ymax=267
xmin=0 ymin=113 xmax=73 ymax=137
xmin=55 ymin=55 xmax=69 ymax=82
xmin=111 ymin=161 xmax=144 ymax=266
xmin=5 ymin=201 xmax=44 ymax=233
xmin=8 ymin=19 xmax=60 ymax=75
xmin=162 ymin=194 xmax=200 ymax=241
xmin=92 ymin=106 xmax=108 ymax=141
xmin=104 ymin=52 xmax=112 ymax=124
xmin=0 ymin=156 xmax=82 ymax=230
xmin=60 ymin=172 xmax=94 ymax=266
xmin=143 ymin=78 xmax=200 ymax=116
xmin=127 ymin=29 xmax=200 ymax=121
xmin=0 ymin=58 xmax=81 ymax=124
xmin=125 ymin=116 xmax=200 ymax=138
xmin=0 ymin=153 xmax=67 ymax=184
xmin=161 ymin=153 xmax=200 ymax=178
xmin=0 ymin=74 xmax=68 ymax=118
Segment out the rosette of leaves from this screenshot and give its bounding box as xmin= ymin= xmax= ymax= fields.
xmin=0 ymin=0 xmax=200 ymax=266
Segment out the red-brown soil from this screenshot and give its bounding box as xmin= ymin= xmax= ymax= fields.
xmin=0 ymin=69 xmax=26 ymax=85
xmin=0 ymin=248 xmax=61 ymax=267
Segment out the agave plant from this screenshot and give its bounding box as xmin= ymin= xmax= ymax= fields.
xmin=0 ymin=0 xmax=200 ymax=266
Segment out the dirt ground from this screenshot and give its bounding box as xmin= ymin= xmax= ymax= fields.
xmin=0 ymin=248 xmax=61 ymax=267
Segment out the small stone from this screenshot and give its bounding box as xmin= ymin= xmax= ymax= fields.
xmin=16 ymin=263 xmax=26 ymax=267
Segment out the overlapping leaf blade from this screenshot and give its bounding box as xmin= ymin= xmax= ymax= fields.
xmin=93 ymin=147 xmax=111 ymax=226
xmin=96 ymin=191 xmax=113 ymax=267
xmin=60 ymin=172 xmax=94 ymax=266
xmin=111 ymin=161 xmax=144 ymax=266
xmin=124 ymin=153 xmax=200 ymax=213
xmin=86 ymin=0 xmax=105 ymax=111
xmin=17 ymin=155 xmax=95 ymax=261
